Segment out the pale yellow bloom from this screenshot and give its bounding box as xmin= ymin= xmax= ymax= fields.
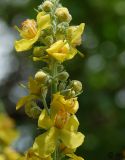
xmin=18 ymin=148 xmax=52 ymax=160
xmin=3 ymin=147 xmax=21 ymax=160
xmin=67 ymin=23 xmax=85 ymax=47
xmin=67 ymin=153 xmax=84 ymax=160
xmin=0 ymin=114 xmax=18 ymax=145
xmin=51 ymin=92 xmax=79 ymax=115
xmin=0 ymin=155 xmax=5 ymax=160
xmin=0 ymin=148 xmax=21 ymax=160
xmin=15 ymin=12 xmax=50 ymax=52
xmin=46 ymin=40 xmax=77 ymax=62
xmin=33 ymin=107 xmax=84 ymax=158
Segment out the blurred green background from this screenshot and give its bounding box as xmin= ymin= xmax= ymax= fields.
xmin=0 ymin=0 xmax=125 ymax=159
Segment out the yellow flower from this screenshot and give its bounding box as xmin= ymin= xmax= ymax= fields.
xmin=0 ymin=155 xmax=5 ymax=160
xmin=33 ymin=109 xmax=84 ymax=158
xmin=46 ymin=40 xmax=77 ymax=62
xmin=0 ymin=114 xmax=18 ymax=145
xmin=15 ymin=12 xmax=50 ymax=52
xmin=18 ymin=148 xmax=52 ymax=160
xmin=67 ymin=23 xmax=85 ymax=47
xmin=51 ymin=92 xmax=79 ymax=115
xmin=3 ymin=147 xmax=21 ymax=160
xmin=67 ymin=153 xmax=84 ymax=160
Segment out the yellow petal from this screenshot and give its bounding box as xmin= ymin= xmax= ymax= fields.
xmin=26 ymin=148 xmax=52 ymax=160
xmin=0 ymin=155 xmax=5 ymax=160
xmin=50 ymin=52 xmax=67 ymax=62
xmin=0 ymin=129 xmax=19 ymax=145
xmin=28 ymin=77 xmax=41 ymax=95
xmin=0 ymin=113 xmax=15 ymax=128
xmin=60 ymin=129 xmax=85 ymax=149
xmin=69 ymin=23 xmax=85 ymax=45
xmin=37 ymin=12 xmax=51 ymax=30
xmin=51 ymin=93 xmax=79 ymax=115
xmin=64 ymin=115 xmax=79 ymax=132
xmin=65 ymin=97 xmax=79 ymax=114
xmin=38 ymin=109 xmax=53 ymax=130
xmin=67 ymin=153 xmax=84 ymax=160
xmin=66 ymin=47 xmax=77 ymax=60
xmin=46 ymin=40 xmax=64 ymax=53
xmin=33 ymin=127 xmax=58 ymax=158
xmin=17 ymin=157 xmax=25 ymax=160
xmin=15 ymin=31 xmax=40 ymax=52
xmin=46 ymin=40 xmax=74 ymax=62
xmin=50 ymin=93 xmax=65 ymax=118
xmin=3 ymin=147 xmax=21 ymax=160
xmin=16 ymin=95 xmax=39 ymax=110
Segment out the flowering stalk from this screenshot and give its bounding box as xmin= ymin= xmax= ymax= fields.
xmin=15 ymin=0 xmax=85 ymax=159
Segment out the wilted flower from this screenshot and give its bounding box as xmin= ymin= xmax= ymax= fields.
xmin=0 ymin=114 xmax=18 ymax=145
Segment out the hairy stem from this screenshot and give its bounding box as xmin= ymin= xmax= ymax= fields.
xmin=51 ymin=58 xmax=58 ymax=96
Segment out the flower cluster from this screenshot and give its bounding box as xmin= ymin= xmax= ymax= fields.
xmin=15 ymin=0 xmax=85 ymax=159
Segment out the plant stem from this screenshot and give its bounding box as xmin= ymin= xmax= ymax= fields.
xmin=50 ymin=59 xmax=59 ymax=160
xmin=50 ymin=1 xmax=60 ymax=159
xmin=41 ymin=94 xmax=50 ymax=115
xmin=51 ymin=58 xmax=58 ymax=96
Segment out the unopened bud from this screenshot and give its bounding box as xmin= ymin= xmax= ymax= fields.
xmin=33 ymin=47 xmax=44 ymax=57
xmin=57 ymin=22 xmax=69 ymax=33
xmin=35 ymin=70 xmax=48 ymax=83
xmin=42 ymin=1 xmax=53 ymax=12
xmin=25 ymin=102 xmax=41 ymax=119
xmin=44 ymin=35 xmax=54 ymax=45
xmin=62 ymin=89 xmax=75 ymax=98
xmin=57 ymin=65 xmax=64 ymax=72
xmin=70 ymin=90 xmax=76 ymax=98
xmin=71 ymin=80 xmax=83 ymax=93
xmin=55 ymin=7 xmax=72 ymax=22
xmin=57 ymin=72 xmax=69 ymax=81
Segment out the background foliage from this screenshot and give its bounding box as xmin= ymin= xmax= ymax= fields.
xmin=0 ymin=0 xmax=125 ymax=159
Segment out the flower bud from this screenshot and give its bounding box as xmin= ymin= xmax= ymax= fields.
xmin=33 ymin=47 xmax=44 ymax=57
xmin=35 ymin=70 xmax=48 ymax=83
xmin=57 ymin=71 xmax=69 ymax=81
xmin=44 ymin=35 xmax=54 ymax=45
xmin=57 ymin=22 xmax=69 ymax=33
xmin=25 ymin=102 xmax=41 ymax=119
xmin=69 ymin=90 xmax=76 ymax=98
xmin=42 ymin=1 xmax=53 ymax=12
xmin=57 ymin=65 xmax=64 ymax=72
xmin=55 ymin=7 xmax=72 ymax=22
xmin=71 ymin=80 xmax=83 ymax=93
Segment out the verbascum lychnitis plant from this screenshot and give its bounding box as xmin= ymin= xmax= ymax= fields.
xmin=0 ymin=113 xmax=21 ymax=160
xmin=15 ymin=0 xmax=85 ymax=159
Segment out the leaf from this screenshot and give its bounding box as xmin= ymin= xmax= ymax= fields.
xmin=77 ymin=50 xmax=84 ymax=58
